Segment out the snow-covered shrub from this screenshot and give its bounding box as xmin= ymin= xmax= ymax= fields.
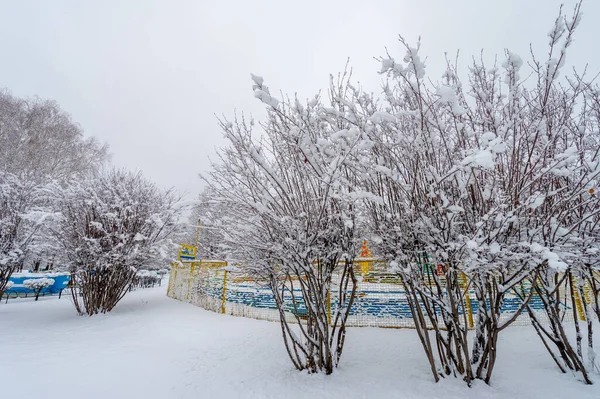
xmin=23 ymin=278 xmax=55 ymax=301
xmin=136 ymin=270 xmax=156 ymax=278
xmin=204 ymin=72 xmax=374 ymax=374
xmin=133 ymin=270 xmax=161 ymax=289
xmin=359 ymin=2 xmax=599 ymax=385
xmin=199 ymin=1 xmax=598 ymax=384
xmin=51 ymin=169 xmax=184 ymax=315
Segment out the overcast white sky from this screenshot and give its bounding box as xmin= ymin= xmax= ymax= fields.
xmin=1 ymin=0 xmax=598 ymax=198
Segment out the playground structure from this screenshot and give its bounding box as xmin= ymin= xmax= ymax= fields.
xmin=166 ymin=255 xmax=592 ymax=329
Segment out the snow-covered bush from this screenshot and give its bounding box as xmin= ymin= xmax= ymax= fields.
xmin=136 ymin=270 xmax=157 ymax=278
xmin=23 ymin=278 xmax=55 ymax=301
xmin=204 ymin=71 xmax=374 ymax=374
xmin=51 ymin=169 xmax=184 ymax=315
xmin=132 ymin=270 xmax=161 ymax=289
xmin=359 ymin=2 xmax=599 ymax=385
xmin=201 ymin=1 xmax=599 ymax=385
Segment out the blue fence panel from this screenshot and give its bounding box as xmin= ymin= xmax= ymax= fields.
xmin=4 ymin=274 xmax=71 ymax=295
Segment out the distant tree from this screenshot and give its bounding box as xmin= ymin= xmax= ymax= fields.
xmin=157 ymin=268 xmax=169 ymax=277
xmin=0 ymin=90 xmax=109 ymax=183
xmin=187 ymin=187 xmax=230 ymax=260
xmin=0 ymin=172 xmax=49 ymax=298
xmin=0 ymin=90 xmax=109 ymax=273
xmin=51 ymin=169 xmax=184 ymax=315
xmin=23 ymin=278 xmax=55 ymax=301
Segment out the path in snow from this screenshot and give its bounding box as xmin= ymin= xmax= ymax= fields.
xmin=1 ymin=284 xmax=599 ymax=399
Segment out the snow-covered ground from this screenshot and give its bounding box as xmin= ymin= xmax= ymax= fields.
xmin=1 ymin=284 xmax=599 ymax=399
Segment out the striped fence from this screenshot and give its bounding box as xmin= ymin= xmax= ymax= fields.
xmin=167 ymin=260 xmax=587 ymax=328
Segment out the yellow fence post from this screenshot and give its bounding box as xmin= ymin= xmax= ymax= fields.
xmin=327 ymin=290 xmax=332 ymax=326
xmin=572 ymin=274 xmax=586 ymax=321
xmin=461 ymin=272 xmax=474 ymax=329
xmin=167 ymin=263 xmax=176 ymax=297
xmin=358 ymin=240 xmax=372 ymax=276
xmin=186 ymin=262 xmax=196 ymax=302
xmin=583 ymin=282 xmax=593 ymax=309
xmin=221 ymin=269 xmax=229 ymax=314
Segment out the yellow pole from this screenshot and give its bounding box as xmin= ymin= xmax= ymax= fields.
xmin=359 ymin=260 xmax=370 ymax=275
xmin=461 ymin=272 xmax=474 ymax=329
xmin=583 ymin=279 xmax=593 ymax=308
xmin=327 ymin=289 xmax=332 ymax=326
xmin=186 ymin=262 xmax=196 ymax=302
xmin=572 ymin=275 xmax=586 ymax=321
xmin=167 ymin=263 xmax=175 ymax=297
xmin=221 ymin=270 xmax=228 ymax=314
xmin=195 ymin=218 xmax=201 ymax=252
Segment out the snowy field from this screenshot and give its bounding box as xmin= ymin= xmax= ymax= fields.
xmin=1 ymin=284 xmax=599 ymax=399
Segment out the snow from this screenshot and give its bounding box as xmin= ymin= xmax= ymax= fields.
xmin=436 ymin=85 xmax=456 ymax=103
xmin=250 ymin=73 xmax=264 ymax=86
xmin=369 ymin=111 xmax=396 ymax=123
xmin=502 ymin=51 xmax=523 ymax=81
xmin=543 ymin=250 xmax=568 ymax=271
xmin=1 ymin=284 xmax=599 ymax=399
xmin=172 ymin=199 xmax=201 ymax=211
xmin=250 ymin=73 xmax=279 ymax=108
xmin=462 ymin=149 xmax=495 ymax=169
xmin=530 ymin=195 xmax=546 ymax=209
xmin=23 ymin=277 xmax=54 ymax=290
xmin=490 ymin=242 xmax=501 ymax=254
xmin=136 ymin=269 xmax=159 ymax=277
xmin=12 ymin=271 xmax=69 ymax=278
xmin=481 ymin=132 xmax=497 ymax=144
xmin=466 ymin=240 xmax=478 ymax=249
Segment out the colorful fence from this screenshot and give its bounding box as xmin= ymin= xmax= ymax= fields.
xmin=4 ymin=273 xmax=71 ymax=296
xmin=167 ymin=260 xmax=586 ymax=328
